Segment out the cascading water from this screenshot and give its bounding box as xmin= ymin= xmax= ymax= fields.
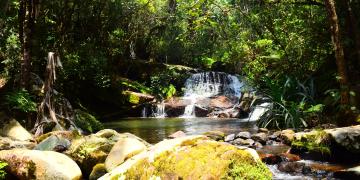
xmin=153 ymin=101 xmax=166 ymax=118
xmin=181 ymin=72 xmax=243 ymax=117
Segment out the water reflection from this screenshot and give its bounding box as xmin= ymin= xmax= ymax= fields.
xmin=104 ymin=117 xmax=257 ymax=143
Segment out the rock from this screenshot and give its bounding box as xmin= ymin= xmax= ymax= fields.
xmin=203 ymin=131 xmax=225 ymax=141
xmin=209 ymin=96 xmax=236 ymax=109
xmin=233 ymin=138 xmax=255 ymax=146
xmin=334 ymin=166 xmax=360 ymax=179
xmin=280 ymin=129 xmax=295 ymax=145
xmin=100 ymin=136 xmax=272 ymax=179
xmin=252 ymin=141 xmax=263 ymax=149
xmin=122 ymin=90 xmax=154 ymax=105
xmin=36 ymin=130 xmax=81 ymax=143
xmin=260 ymin=154 xmax=283 ymax=165
xmin=236 ymin=131 xmax=251 ymax=139
xmin=224 ymin=134 xmax=235 ymax=142
xmin=258 ymin=128 xmax=269 ymax=133
xmin=89 ymin=164 xmax=107 ymax=180
xmin=65 ymin=134 xmax=118 ymax=177
xmin=0 ymin=149 xmax=82 ymax=180
xmin=0 ymin=136 xmax=36 ymax=150
xmin=0 ymin=119 xmax=33 ymax=141
xmin=164 ymin=98 xmax=190 ymax=117
xmin=168 ymin=131 xmax=186 ymax=139
xmin=194 ymin=105 xmax=210 ymax=117
xmin=325 ymin=125 xmax=360 ymax=154
xmin=66 ymin=131 xmax=149 ymax=178
xmin=105 ymin=137 xmax=146 ymax=171
xmin=280 ymin=153 xmax=301 ymax=162
xmin=34 ymin=135 xmax=71 ymax=152
xmin=251 ymin=133 xmax=268 ymax=145
xmin=278 ymin=161 xmax=306 ymax=174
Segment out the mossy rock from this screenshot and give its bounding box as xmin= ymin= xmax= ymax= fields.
xmin=203 ymin=131 xmax=225 ymax=141
xmin=74 ymin=109 xmax=104 ymax=133
xmin=89 ymin=163 xmax=107 ymax=180
xmin=291 ymin=130 xmax=331 ymax=156
xmin=106 ymin=138 xmax=271 ymax=179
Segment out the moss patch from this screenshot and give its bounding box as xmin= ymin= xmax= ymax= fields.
xmin=291 ymin=130 xmax=331 ymax=155
xmin=74 ymin=109 xmax=104 ymax=133
xmin=125 ymin=140 xmax=271 ymax=179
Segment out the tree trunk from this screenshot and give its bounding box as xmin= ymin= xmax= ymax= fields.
xmin=19 ymin=0 xmax=37 ymax=90
xmin=324 ymin=0 xmax=350 ymax=106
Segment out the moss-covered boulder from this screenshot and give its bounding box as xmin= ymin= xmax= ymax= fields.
xmin=89 ymin=163 xmax=107 ymax=180
xmin=0 ymin=149 xmax=82 ymax=180
xmin=100 ymin=136 xmax=272 ymax=179
xmin=65 ymin=130 xmax=149 ymax=178
xmin=74 ymin=109 xmax=104 ymax=133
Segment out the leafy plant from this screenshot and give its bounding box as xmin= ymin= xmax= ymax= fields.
xmin=5 ymin=89 xmax=37 ymax=113
xmin=257 ymin=76 xmax=324 ymax=129
xmin=0 ymin=161 xmax=7 ymax=179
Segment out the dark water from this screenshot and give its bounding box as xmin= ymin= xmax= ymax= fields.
xmin=104 ymin=117 xmax=257 ymax=143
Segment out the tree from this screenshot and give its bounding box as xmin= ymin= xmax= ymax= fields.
xmin=19 ymin=0 xmax=38 ymax=90
xmin=324 ymin=0 xmax=350 ymax=106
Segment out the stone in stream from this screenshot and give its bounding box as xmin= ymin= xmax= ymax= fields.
xmin=0 ymin=149 xmax=82 ymax=180
xmin=334 ymin=165 xmax=360 ymax=179
xmin=236 ymin=131 xmax=251 ymax=139
xmin=203 ymin=131 xmax=225 ymax=141
xmin=280 ymin=129 xmax=295 ymax=145
xmin=251 ymin=132 xmax=268 ymax=145
xmin=278 ymin=161 xmax=308 ymax=174
xmin=258 ymin=128 xmax=269 ymax=133
xmin=99 ymin=136 xmax=272 ymax=179
xmin=168 ymin=130 xmax=187 ymax=139
xmin=34 ymin=135 xmax=71 ymax=152
xmin=224 ymin=134 xmax=235 ymax=142
xmin=233 ymin=138 xmax=255 ymax=146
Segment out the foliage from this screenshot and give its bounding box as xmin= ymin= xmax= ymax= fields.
xmin=5 ymin=89 xmax=37 ymax=113
xmin=0 ymin=161 xmax=7 ymax=180
xmin=257 ymin=76 xmax=324 ymax=129
xmin=74 ymin=109 xmax=104 ymax=133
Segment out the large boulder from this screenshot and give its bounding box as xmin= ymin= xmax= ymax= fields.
xmin=0 ymin=149 xmax=82 ymax=180
xmin=0 ymin=137 xmax=35 ymax=150
xmin=0 ymin=118 xmax=33 ymax=141
xmin=65 ymin=130 xmax=149 ymax=178
xmin=123 ymin=91 xmax=154 ymax=105
xmin=34 ymin=135 xmax=71 ymax=152
xmin=105 ymin=137 xmax=147 ymax=171
xmin=164 ymin=98 xmax=190 ymax=117
xmin=325 ymin=125 xmax=360 ymax=154
xmin=100 ymin=136 xmax=272 ymax=179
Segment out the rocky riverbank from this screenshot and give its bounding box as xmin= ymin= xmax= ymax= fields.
xmin=0 ymin=119 xmax=272 ymax=179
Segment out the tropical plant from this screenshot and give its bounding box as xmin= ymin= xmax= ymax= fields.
xmin=5 ymin=89 xmax=37 ymax=113
xmin=257 ymin=76 xmax=324 ymax=129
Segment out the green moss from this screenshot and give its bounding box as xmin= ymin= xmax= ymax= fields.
xmin=291 ymin=130 xmax=331 ymax=155
xmin=125 ymin=140 xmax=272 ymax=179
xmin=128 ymin=93 xmax=140 ymax=104
xmin=74 ymin=109 xmax=104 ymax=133
xmin=89 ymin=163 xmax=107 ymax=180
xmin=0 ymin=161 xmax=7 ymax=180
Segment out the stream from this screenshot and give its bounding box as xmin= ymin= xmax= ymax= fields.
xmin=105 ymin=117 xmax=352 ymax=179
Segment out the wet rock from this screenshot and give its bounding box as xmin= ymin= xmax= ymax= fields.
xmin=280 ymin=153 xmax=300 ymax=162
xmin=34 ymin=135 xmax=71 ymax=152
xmin=334 ymin=166 xmax=360 ymax=179
xmin=164 ymin=98 xmax=190 ymax=117
xmin=252 ymin=141 xmax=263 ymax=149
xmin=195 ymin=105 xmax=210 ymax=117
xmin=203 ymin=131 xmax=225 ymax=141
xmin=325 ymin=125 xmax=360 ymax=154
xmin=105 ymin=137 xmax=147 ymax=171
xmin=278 ymin=161 xmax=306 ymax=174
xmin=251 ymin=133 xmax=268 ymax=145
xmin=280 ymin=129 xmax=295 ymax=145
xmin=89 ymin=164 xmax=107 ymax=180
xmin=100 ymin=136 xmax=272 ymax=179
xmin=0 ymin=149 xmax=82 ymax=180
xmin=168 ymin=131 xmax=186 ymax=139
xmin=0 ymin=136 xmax=36 ymax=150
xmin=259 ymin=128 xmax=269 ymax=133
xmin=236 ymin=131 xmax=251 ymax=139
xmin=233 ymin=138 xmax=255 ymax=146
xmin=260 ymin=154 xmax=283 ymax=165
xmin=224 ymin=134 xmax=235 ymax=142
xmin=0 ymin=119 xmax=33 ymax=141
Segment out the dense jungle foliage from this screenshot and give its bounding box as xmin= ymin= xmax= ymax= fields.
xmin=0 ymin=0 xmax=359 ymax=130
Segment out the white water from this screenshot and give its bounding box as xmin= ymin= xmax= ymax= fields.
xmin=153 ymin=101 xmax=166 ymax=118
xmin=248 ymin=102 xmax=272 ymax=121
xmin=141 ymin=107 xmax=147 ymax=118
xmin=181 ymin=72 xmax=243 ymax=117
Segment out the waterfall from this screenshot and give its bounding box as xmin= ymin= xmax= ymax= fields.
xmin=153 ymin=101 xmax=166 ymax=118
xmin=248 ymin=102 xmax=272 ymax=121
xmin=141 ymin=106 xmax=147 ymax=118
xmin=181 ymin=72 xmax=243 ymax=117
